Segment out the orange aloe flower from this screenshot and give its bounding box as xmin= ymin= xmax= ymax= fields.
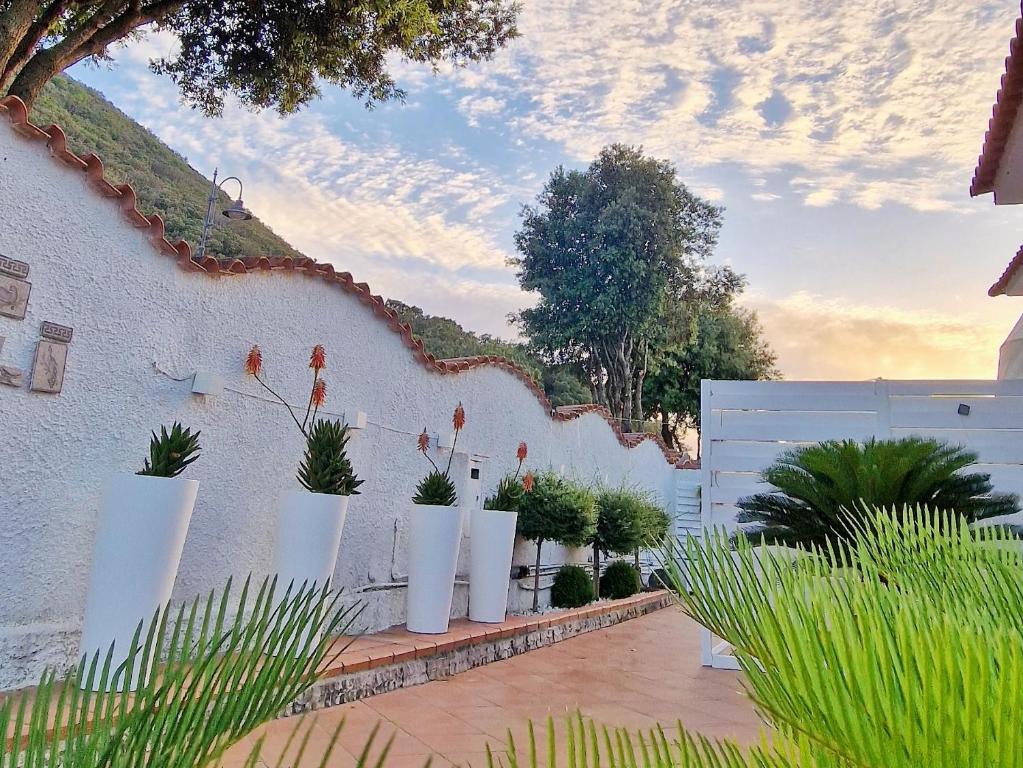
xmin=516 ymin=442 xmax=528 ymax=462
xmin=311 ymin=378 xmax=327 ymax=408
xmin=417 ymin=429 xmax=430 ymax=453
xmin=453 ymin=402 xmax=466 ymax=432
xmin=245 ymin=345 xmax=263 ymax=376
xmin=522 ymin=471 xmax=535 ymax=492
xmin=309 ymin=344 xmax=326 ymax=372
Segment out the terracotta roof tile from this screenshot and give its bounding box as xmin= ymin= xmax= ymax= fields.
xmin=990 ymin=243 xmax=1023 ymax=296
xmin=0 ymin=94 xmax=684 ymax=466
xmin=971 ymin=8 xmax=1023 ymax=197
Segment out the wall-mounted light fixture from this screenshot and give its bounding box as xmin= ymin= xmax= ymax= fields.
xmin=958 ymin=403 xmax=971 ymax=416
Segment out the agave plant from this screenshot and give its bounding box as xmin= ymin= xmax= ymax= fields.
xmin=736 ymin=437 xmax=1020 ymax=554
xmin=0 ymin=577 xmax=363 ymax=768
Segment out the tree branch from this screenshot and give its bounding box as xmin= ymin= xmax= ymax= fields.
xmin=0 ymin=0 xmax=39 ymax=81
xmin=1 ymin=0 xmax=70 ymax=90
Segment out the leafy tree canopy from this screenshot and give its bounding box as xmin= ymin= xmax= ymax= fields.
xmin=644 ymin=271 xmax=777 ymax=450
xmin=513 ymin=144 xmax=724 ymax=428
xmin=0 ymin=0 xmax=519 ymax=111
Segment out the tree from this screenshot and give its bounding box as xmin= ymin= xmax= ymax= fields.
xmin=590 ymin=488 xmax=645 ymax=594
xmin=0 ymin=0 xmax=519 ymax=112
xmin=513 ymin=144 xmax=722 ymax=429
xmin=644 ymin=286 xmax=777 ymax=452
xmin=736 ymin=437 xmax=1021 ymax=557
xmin=516 ymin=473 xmax=596 ymax=611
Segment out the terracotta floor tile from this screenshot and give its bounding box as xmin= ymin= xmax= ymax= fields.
xmin=237 ymin=609 xmax=758 ymax=766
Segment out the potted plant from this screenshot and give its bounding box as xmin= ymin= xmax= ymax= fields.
xmin=245 ymin=345 xmax=362 ymax=592
xmin=406 ymin=404 xmax=466 ymax=634
xmin=471 ymin=443 xmax=533 ymax=623
xmin=80 ymin=422 xmax=201 ymax=685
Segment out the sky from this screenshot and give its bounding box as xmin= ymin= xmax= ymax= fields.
xmin=67 ymin=0 xmax=1023 ymax=381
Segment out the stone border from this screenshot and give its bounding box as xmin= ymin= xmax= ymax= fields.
xmin=287 ymin=592 xmax=672 ymax=716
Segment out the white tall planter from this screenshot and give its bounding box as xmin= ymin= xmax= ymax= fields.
xmin=272 ymin=489 xmax=349 ymax=592
xmin=80 ymin=472 xmax=199 ymax=686
xmin=469 ymin=508 xmax=517 ymax=623
xmin=406 ymin=504 xmax=463 ymax=634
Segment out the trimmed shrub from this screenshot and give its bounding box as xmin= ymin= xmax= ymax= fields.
xmin=518 ymin=473 xmax=597 ymax=610
xmin=550 ymin=564 xmax=595 ymax=608
xmin=590 ymin=487 xmax=646 ymax=593
xmin=600 ymin=560 xmax=641 ymax=599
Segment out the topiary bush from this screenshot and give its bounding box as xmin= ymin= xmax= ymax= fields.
xmin=599 ymin=560 xmax=641 ymax=599
xmin=517 ymin=473 xmax=597 ymax=610
xmin=550 ymin=564 xmax=595 ymax=609
xmin=590 ymin=487 xmax=645 ymax=592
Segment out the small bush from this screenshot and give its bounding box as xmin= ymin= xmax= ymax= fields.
xmin=600 ymin=560 xmax=641 ymax=599
xmin=550 ymin=564 xmax=595 ymax=608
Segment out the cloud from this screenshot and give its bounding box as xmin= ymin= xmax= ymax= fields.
xmin=456 ymin=94 xmax=506 ymax=127
xmin=747 ymin=291 xmax=1008 ymax=380
xmin=443 ymin=0 xmax=1013 ymax=212
xmin=109 ymin=70 xmax=518 ymax=274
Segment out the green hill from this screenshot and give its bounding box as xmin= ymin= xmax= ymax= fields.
xmin=26 ymin=76 xmax=590 ymax=407
xmin=31 ymin=76 xmax=302 ymax=261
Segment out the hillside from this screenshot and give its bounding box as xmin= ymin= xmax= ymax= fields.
xmin=24 ymin=77 xmax=590 ymax=407
xmin=31 ymin=76 xmax=302 ymax=261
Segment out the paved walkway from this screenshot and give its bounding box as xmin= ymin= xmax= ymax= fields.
xmin=225 ymin=609 xmax=764 ymax=768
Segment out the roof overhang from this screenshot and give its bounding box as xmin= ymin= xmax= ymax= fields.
xmin=971 ymin=12 xmax=1023 ymax=201
xmin=990 ymin=245 xmax=1023 ymax=296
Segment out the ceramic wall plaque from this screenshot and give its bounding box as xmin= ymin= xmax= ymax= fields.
xmin=30 ymin=339 xmax=68 ymax=394
xmin=0 ymin=274 xmax=31 ymax=320
xmin=0 ymin=255 xmax=29 ymax=280
xmin=40 ymin=321 xmax=73 ymax=344
xmin=0 ymin=365 xmax=24 ymax=387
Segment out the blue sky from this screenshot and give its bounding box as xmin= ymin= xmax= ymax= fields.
xmin=68 ymin=0 xmax=1023 ymax=380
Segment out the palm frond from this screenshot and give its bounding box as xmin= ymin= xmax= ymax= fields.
xmin=0 ymin=576 xmax=362 ymax=768
xmin=662 ymin=508 xmax=1023 ymax=767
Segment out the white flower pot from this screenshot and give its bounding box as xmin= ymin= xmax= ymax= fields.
xmin=469 ymin=508 xmax=517 ymax=623
xmin=406 ymin=504 xmax=463 ymax=634
xmin=80 ymin=472 xmax=199 ymax=687
xmin=271 ymin=489 xmax=350 ymax=592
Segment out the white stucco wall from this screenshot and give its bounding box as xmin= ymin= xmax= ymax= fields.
xmin=0 ymin=117 xmax=679 ymax=689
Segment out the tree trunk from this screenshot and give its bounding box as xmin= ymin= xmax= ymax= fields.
xmin=0 ymin=0 xmax=37 ymax=81
xmin=632 ymin=339 xmax=647 ymax=429
xmin=4 ymin=0 xmax=185 ymax=108
xmin=660 ymin=411 xmax=674 ymax=449
xmin=0 ymin=0 xmax=69 ymax=93
xmin=5 ymin=49 xmax=62 ymax=108
xmin=532 ymin=539 xmax=543 ymax=612
xmin=695 ymin=428 xmax=702 ymax=460
xmin=592 ymin=542 xmax=600 ymax=597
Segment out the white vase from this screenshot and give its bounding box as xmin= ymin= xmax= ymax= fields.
xmin=469 ymin=508 xmax=517 ymax=623
xmin=80 ymin=472 xmax=199 ymax=687
xmin=406 ymin=504 xmax=463 ymax=634
xmin=271 ymin=489 xmax=350 ymax=592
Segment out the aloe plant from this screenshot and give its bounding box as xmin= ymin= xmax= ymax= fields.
xmin=137 ymin=422 xmax=201 ymax=477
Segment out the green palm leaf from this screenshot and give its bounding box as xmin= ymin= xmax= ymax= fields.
xmin=0 ymin=577 xmax=362 ymax=768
